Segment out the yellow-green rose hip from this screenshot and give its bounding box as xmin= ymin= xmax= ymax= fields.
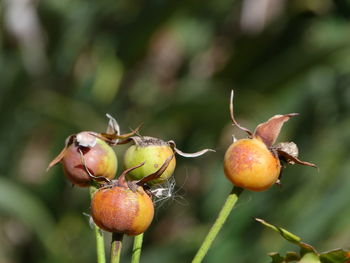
xmin=123 ymin=136 xmax=214 ymax=185
xmin=124 ymin=137 xmax=176 ymax=185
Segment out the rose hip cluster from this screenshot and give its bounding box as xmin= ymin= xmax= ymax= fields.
xmin=47 ymin=115 xmax=213 ymax=236
xmin=47 ymin=91 xmax=317 ymax=238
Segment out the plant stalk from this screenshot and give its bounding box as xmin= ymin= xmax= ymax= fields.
xmin=90 ymin=186 xmax=106 ymax=263
xmin=110 ymin=233 xmax=123 ymax=263
xmin=131 ymin=233 xmax=144 ymax=263
xmin=192 ymin=186 xmax=244 ymax=263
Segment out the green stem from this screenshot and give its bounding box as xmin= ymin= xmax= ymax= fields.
xmin=131 ymin=233 xmax=144 ymax=263
xmin=110 ymin=233 xmax=123 ymax=263
xmin=90 ymin=186 xmax=106 ymax=263
xmin=192 ymin=186 xmax=244 ymax=263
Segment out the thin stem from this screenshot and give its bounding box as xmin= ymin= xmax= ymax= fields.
xmin=90 ymin=186 xmax=106 ymax=263
xmin=131 ymin=233 xmax=144 ymax=263
xmin=192 ymin=186 xmax=244 ymax=263
xmin=110 ymin=233 xmax=123 ymax=263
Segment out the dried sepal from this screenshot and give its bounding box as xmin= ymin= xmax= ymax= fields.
xmin=119 ymin=162 xmax=145 ymax=182
xmin=103 ymin=155 xmax=175 ymax=189
xmin=98 ymin=163 xmax=147 ymax=192
xmin=116 ymin=137 xmax=134 ymax=145
xmin=118 ymin=162 xmax=146 ymax=192
xmin=229 ymin=90 xmax=253 ymax=136
xmin=76 ymin=132 xmax=98 ymax=147
xmin=47 ymin=135 xmax=75 ymax=171
xmin=168 ymin=140 xmax=215 ymax=157
xmin=100 ymin=125 xmax=142 ymax=145
xmin=277 ymin=149 xmax=318 ymax=169
xmin=105 ymin=113 xmax=120 ymax=136
xmin=104 ymin=155 xmax=175 ymax=192
xmin=137 ymin=155 xmax=175 ymax=185
xmin=254 ymin=113 xmax=299 ymax=148
xmin=98 ymin=124 xmax=142 ymax=145
xmin=275 ymin=142 xmax=299 ymax=159
xmin=77 ymin=148 xmax=111 ymax=184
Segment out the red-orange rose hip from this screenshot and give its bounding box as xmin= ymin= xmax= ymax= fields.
xmin=91 ymin=185 xmax=154 ymax=236
xmin=61 ymin=133 xmax=117 ymax=186
xmin=224 ymin=138 xmax=281 ymax=191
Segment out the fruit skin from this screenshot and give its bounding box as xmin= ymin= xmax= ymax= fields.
xmin=61 ymin=134 xmax=117 ymax=186
xmin=91 ymin=185 xmax=154 ymax=235
xmin=223 ymin=138 xmax=281 ymax=191
xmin=123 ymin=139 xmax=176 ymax=185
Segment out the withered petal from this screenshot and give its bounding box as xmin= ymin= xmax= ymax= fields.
xmin=254 ymin=113 xmax=299 ymax=147
xmin=77 ymin=132 xmax=97 ymax=147
xmin=275 ymin=142 xmax=299 ymax=158
xmin=277 ymin=149 xmax=318 ymax=169
xmin=105 ymin=114 xmax=120 ymax=136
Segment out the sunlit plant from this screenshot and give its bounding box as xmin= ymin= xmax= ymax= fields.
xmin=46 ymin=91 xmax=343 ymax=263
xmin=192 ymin=91 xmax=317 ymax=263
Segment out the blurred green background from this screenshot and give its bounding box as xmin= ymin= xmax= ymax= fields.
xmin=0 ymin=0 xmax=350 ymax=262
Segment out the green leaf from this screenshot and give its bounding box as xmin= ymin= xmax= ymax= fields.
xmin=298 ymin=253 xmax=321 ymax=263
xmin=255 ymin=218 xmax=318 ymax=257
xmin=255 ymin=218 xmax=302 ymax=245
xmin=320 ymin=248 xmax=350 ymax=263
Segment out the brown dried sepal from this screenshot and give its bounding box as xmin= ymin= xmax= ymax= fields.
xmin=229 ymin=90 xmax=253 ymax=136
xmin=101 ymin=155 xmax=175 ymax=194
xmin=276 ymin=147 xmax=317 ymax=169
xmin=275 ymin=142 xmax=299 ymax=159
xmin=137 ymin=155 xmax=175 ymax=185
xmin=97 ymin=125 xmax=142 ymax=145
xmin=87 ymin=114 xmax=143 ymax=145
xmin=254 ymin=113 xmax=299 ymax=148
xmin=168 ymin=140 xmax=215 ymax=157
xmin=47 ymin=135 xmax=75 ymax=171
xmin=120 ymin=135 xmax=215 ymax=157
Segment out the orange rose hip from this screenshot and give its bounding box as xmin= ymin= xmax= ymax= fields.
xmin=91 ymin=185 xmax=154 ymax=236
xmin=224 ymin=138 xmax=281 ymax=191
